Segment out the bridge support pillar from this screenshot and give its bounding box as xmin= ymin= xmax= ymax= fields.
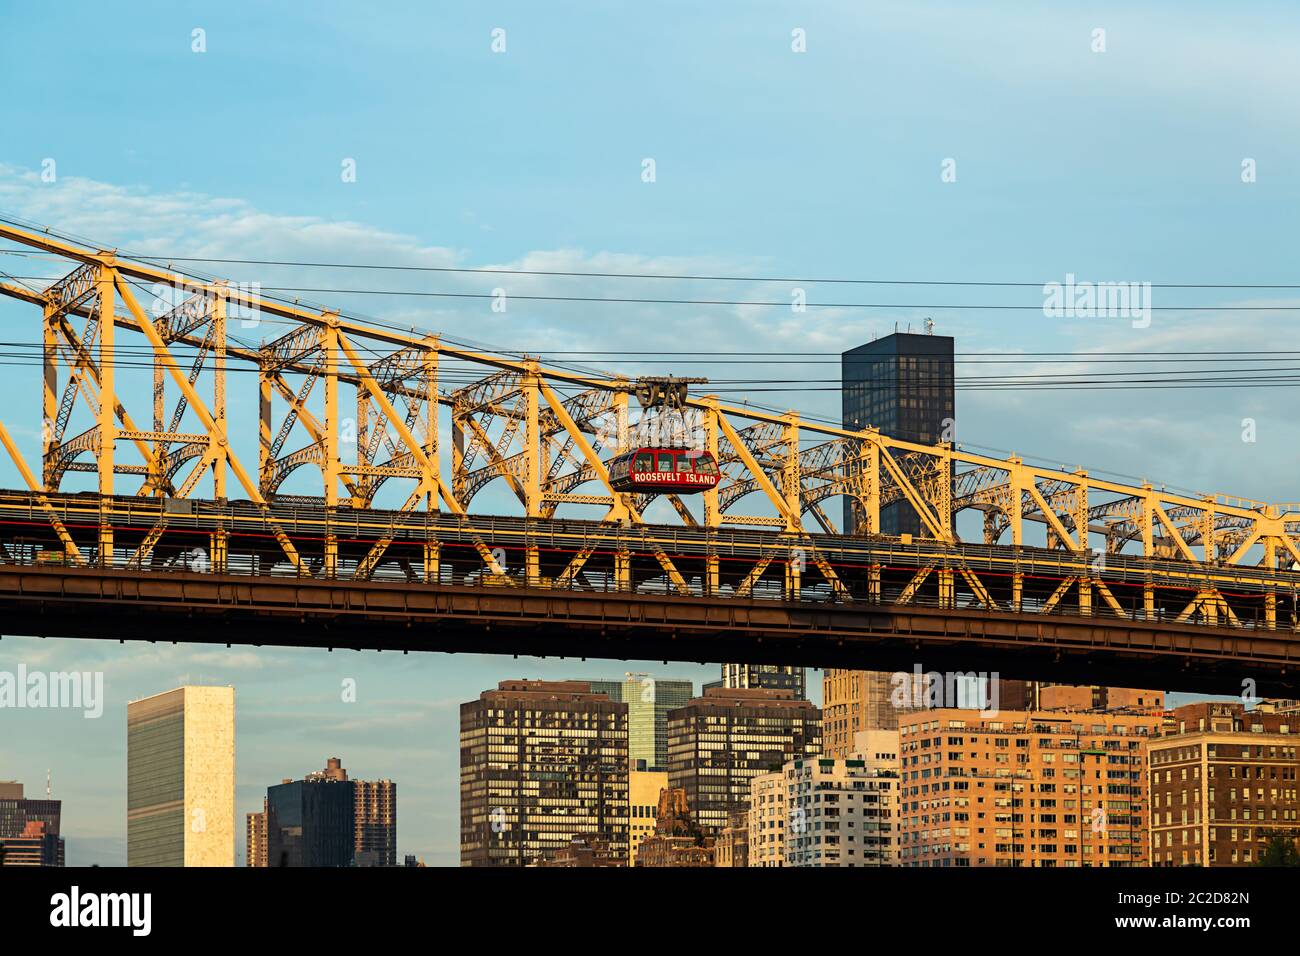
xmin=705 ymin=554 xmax=719 ymax=596
xmin=615 ymin=549 xmax=631 ymax=592
xmin=1143 ymin=583 xmax=1155 ymax=621
xmin=938 ymin=568 xmax=954 ymax=609
xmin=525 ymin=543 xmax=540 ymax=586
xmin=869 ymin=563 xmax=881 ymax=603
xmin=1079 ymin=578 xmax=1092 ymax=617
xmin=322 ymin=508 xmax=338 ymax=579
xmin=210 ymin=529 xmax=228 ymax=574
xmin=424 ymin=541 xmax=440 ymax=584
xmin=785 ymin=556 xmax=801 ymax=601
xmin=324 ymin=534 xmax=338 ymax=579
xmin=1011 ymin=571 xmax=1023 ymax=612
xmin=97 ymin=505 xmax=113 ymax=568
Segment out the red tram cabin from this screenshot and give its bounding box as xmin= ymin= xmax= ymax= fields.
xmin=608 ymin=447 xmax=721 ymax=494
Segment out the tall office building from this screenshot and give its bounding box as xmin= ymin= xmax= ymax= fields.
xmin=835 ymin=333 xmax=954 ymax=752
xmin=266 ymin=773 xmax=355 ymax=868
xmin=718 ymin=663 xmax=806 ymax=701
xmin=898 ymin=708 xmax=1158 ymax=867
xmin=0 ymin=780 xmax=61 ymax=841
xmin=667 ymin=687 xmax=820 ymax=836
xmin=842 ymin=331 xmax=955 ymax=537
xmin=305 ymin=757 xmax=397 ymax=867
xmin=628 ymin=769 xmax=669 ymax=866
xmin=127 ymin=686 xmax=235 ymax=867
xmin=1149 ymin=702 xmax=1300 ymax=867
xmin=0 ymin=782 xmax=64 ymax=867
xmin=460 ymin=680 xmax=629 ymax=867
xmin=589 ymin=674 xmax=693 ymax=771
xmin=262 ymin=757 xmax=397 ymax=867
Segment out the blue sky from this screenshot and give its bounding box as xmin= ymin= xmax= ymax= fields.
xmin=1 ymin=1 xmax=1297 ymax=865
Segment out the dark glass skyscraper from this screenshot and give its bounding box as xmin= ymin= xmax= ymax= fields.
xmin=842 ymin=332 xmax=955 ymax=536
xmin=0 ymin=781 xmax=63 ymax=867
xmin=0 ymin=781 xmax=60 ymax=840
xmin=258 ymin=758 xmax=396 ymax=867
xmin=266 ymin=776 xmax=357 ymax=867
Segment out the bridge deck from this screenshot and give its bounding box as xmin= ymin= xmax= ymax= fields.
xmin=0 ymin=489 xmax=1296 ymax=694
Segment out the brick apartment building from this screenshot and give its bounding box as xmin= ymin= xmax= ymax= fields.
xmin=1149 ymin=701 xmax=1300 ymax=866
xmin=898 ymin=708 xmax=1159 ymax=867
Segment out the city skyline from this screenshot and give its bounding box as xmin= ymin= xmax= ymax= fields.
xmin=0 ymin=664 xmax=1281 ymax=867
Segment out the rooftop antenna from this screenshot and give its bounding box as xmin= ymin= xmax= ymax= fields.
xmin=925 ymin=317 xmax=934 ymax=335
xmin=46 ymin=769 xmax=51 ymax=798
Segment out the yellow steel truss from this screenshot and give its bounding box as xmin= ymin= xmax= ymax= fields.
xmin=1 ymin=220 xmax=1298 ymax=615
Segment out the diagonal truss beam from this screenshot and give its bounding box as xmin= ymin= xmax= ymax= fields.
xmin=115 ymin=276 xmax=302 ymax=569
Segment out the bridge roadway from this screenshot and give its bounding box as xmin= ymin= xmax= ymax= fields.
xmin=0 ymin=488 xmax=1297 ymax=695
